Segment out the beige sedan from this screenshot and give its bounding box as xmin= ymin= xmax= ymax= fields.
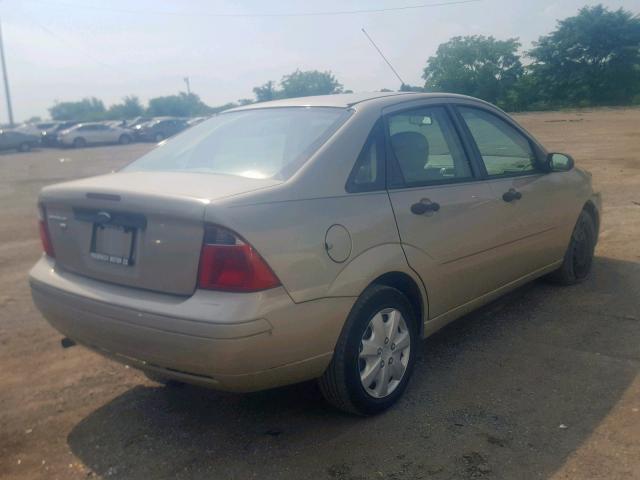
xmin=30 ymin=92 xmax=600 ymax=415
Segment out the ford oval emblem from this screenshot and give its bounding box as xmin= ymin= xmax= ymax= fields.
xmin=95 ymin=211 xmax=111 ymax=225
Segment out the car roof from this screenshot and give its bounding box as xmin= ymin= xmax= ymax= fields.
xmin=227 ymin=91 xmax=484 ymax=112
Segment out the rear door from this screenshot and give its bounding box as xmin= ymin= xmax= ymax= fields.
xmin=384 ymin=103 xmax=511 ymax=318
xmin=454 ymin=105 xmax=568 ymax=275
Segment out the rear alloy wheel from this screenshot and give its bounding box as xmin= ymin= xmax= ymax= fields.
xmin=548 ymin=210 xmax=596 ymax=285
xmin=18 ymin=142 xmax=31 ymax=152
xmin=119 ymin=134 xmax=132 ymax=145
xmin=319 ymin=285 xmax=418 ymax=415
xmin=73 ymin=137 xmax=87 ymax=148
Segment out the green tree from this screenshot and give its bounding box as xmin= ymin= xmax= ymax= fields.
xmin=422 ymin=36 xmax=523 ymax=106
xmin=49 ymin=97 xmax=106 ymax=121
xmin=280 ymin=70 xmax=343 ymax=98
xmin=107 ymin=96 xmax=145 ymax=119
xmin=253 ymin=70 xmax=344 ymax=102
xmin=528 ymin=5 xmax=640 ymax=107
xmin=399 ymin=84 xmax=425 ymax=92
xmin=146 ymin=92 xmax=211 ymax=117
xmin=253 ymin=80 xmax=279 ymax=102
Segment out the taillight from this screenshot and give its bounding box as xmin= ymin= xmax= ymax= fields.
xmin=38 ymin=205 xmax=55 ymax=258
xmin=197 ymin=225 xmax=280 ymax=292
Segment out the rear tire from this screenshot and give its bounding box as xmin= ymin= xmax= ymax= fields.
xmin=118 ymin=134 xmax=132 ymax=145
xmin=18 ymin=142 xmax=31 ymax=152
xmin=72 ymin=137 xmax=86 ymax=148
xmin=319 ymin=284 xmax=418 ymax=415
xmin=547 ymin=210 xmax=596 ymax=285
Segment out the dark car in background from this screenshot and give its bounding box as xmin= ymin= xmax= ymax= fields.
xmin=0 ymin=130 xmax=40 ymax=152
xmin=134 ymin=118 xmax=188 ymax=142
xmin=126 ymin=116 xmax=153 ymax=130
xmin=41 ymin=121 xmax=79 ymax=146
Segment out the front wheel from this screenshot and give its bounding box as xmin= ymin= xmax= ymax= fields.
xmin=319 ymin=285 xmax=418 ymax=415
xmin=547 ymin=210 xmax=596 ymax=285
xmin=18 ymin=142 xmax=31 ymax=152
xmin=119 ymin=134 xmax=131 ymax=145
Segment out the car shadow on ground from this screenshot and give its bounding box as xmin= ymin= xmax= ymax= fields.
xmin=67 ymin=256 xmax=639 ymax=479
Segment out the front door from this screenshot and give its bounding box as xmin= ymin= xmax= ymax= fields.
xmin=385 ymin=105 xmax=515 ymax=319
xmin=455 ymin=106 xmax=569 ymax=277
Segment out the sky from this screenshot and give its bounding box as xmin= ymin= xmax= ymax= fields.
xmin=1 ymin=0 xmax=638 ymax=122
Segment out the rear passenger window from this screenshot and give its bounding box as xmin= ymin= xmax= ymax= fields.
xmin=458 ymin=107 xmax=538 ymax=176
xmin=387 ymin=106 xmax=472 ymax=187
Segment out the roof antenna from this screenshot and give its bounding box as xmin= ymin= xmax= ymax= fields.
xmin=361 ymin=27 xmax=405 ymax=87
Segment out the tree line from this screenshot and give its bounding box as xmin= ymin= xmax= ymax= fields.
xmin=42 ymin=4 xmax=639 ymax=122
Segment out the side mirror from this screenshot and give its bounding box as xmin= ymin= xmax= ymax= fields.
xmin=547 ymin=152 xmax=574 ymax=172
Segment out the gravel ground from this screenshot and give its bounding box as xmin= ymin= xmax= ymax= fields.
xmin=0 ymin=108 xmax=639 ymax=480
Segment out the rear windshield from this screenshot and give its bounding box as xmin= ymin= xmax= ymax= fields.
xmin=124 ymin=107 xmax=352 ymax=180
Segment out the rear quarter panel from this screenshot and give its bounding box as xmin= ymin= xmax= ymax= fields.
xmin=204 ymin=192 xmax=411 ymax=304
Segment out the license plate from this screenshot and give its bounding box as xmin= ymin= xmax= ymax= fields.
xmin=90 ymin=224 xmax=135 ymax=266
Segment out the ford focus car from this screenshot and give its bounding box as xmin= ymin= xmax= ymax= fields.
xmin=29 ymin=92 xmax=601 ymax=415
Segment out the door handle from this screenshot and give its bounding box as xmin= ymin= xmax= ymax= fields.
xmin=502 ymin=188 xmax=522 ymax=202
xmin=411 ymin=199 xmax=440 ymax=215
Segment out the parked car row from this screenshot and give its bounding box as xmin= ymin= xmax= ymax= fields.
xmin=2 ymin=116 xmax=203 ymax=152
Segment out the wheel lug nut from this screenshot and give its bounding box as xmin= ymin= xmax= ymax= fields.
xmin=384 ymin=337 xmax=389 ymax=344
xmin=389 ymin=357 xmax=393 ymax=364
xmin=377 ymin=347 xmax=383 ymax=356
xmin=391 ymin=343 xmax=396 ymax=350
xmin=380 ymin=360 xmax=385 ymax=367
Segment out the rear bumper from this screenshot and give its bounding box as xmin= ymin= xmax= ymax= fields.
xmin=29 ymin=256 xmax=354 ymax=392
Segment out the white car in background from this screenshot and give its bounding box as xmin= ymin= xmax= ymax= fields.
xmin=57 ymin=123 xmax=134 ymax=148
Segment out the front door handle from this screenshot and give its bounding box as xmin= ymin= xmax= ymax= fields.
xmin=411 ymin=199 xmax=440 ymax=215
xmin=502 ymin=188 xmax=522 ymax=202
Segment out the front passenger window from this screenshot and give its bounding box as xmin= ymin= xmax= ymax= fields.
xmin=458 ymin=107 xmax=538 ymax=176
xmin=387 ymin=106 xmax=472 ymax=186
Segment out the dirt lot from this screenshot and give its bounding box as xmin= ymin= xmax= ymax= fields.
xmin=0 ymin=108 xmax=639 ymax=480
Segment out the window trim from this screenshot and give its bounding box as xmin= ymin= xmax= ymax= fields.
xmin=382 ymin=103 xmax=481 ymax=190
xmin=345 ymin=119 xmax=387 ymax=193
xmin=452 ymin=105 xmax=546 ymax=179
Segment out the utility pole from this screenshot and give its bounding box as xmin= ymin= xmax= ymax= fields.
xmin=184 ymin=77 xmax=191 ymax=95
xmin=0 ymin=19 xmax=14 ymax=126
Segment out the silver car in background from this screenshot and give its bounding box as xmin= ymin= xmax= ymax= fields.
xmin=57 ymin=122 xmax=134 ymax=148
xmin=30 ymin=92 xmax=600 ymax=415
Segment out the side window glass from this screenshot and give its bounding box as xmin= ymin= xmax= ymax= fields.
xmin=346 ymin=121 xmax=385 ymax=193
xmin=387 ymin=106 xmax=472 ymax=186
xmin=458 ymin=107 xmax=538 ymax=176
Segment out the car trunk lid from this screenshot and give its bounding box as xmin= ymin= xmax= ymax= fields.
xmin=39 ymin=171 xmax=280 ymax=296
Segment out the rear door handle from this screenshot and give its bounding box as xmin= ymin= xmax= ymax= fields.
xmin=411 ymin=199 xmax=440 ymax=215
xmin=502 ymin=188 xmax=522 ymax=202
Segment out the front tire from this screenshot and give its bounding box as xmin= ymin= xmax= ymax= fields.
xmin=18 ymin=142 xmax=31 ymax=152
xmin=119 ymin=134 xmax=132 ymax=145
xmin=548 ymin=210 xmax=596 ymax=285
xmin=154 ymin=132 xmax=164 ymax=143
xmin=319 ymin=285 xmax=418 ymax=415
xmin=72 ymin=137 xmax=87 ymax=148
